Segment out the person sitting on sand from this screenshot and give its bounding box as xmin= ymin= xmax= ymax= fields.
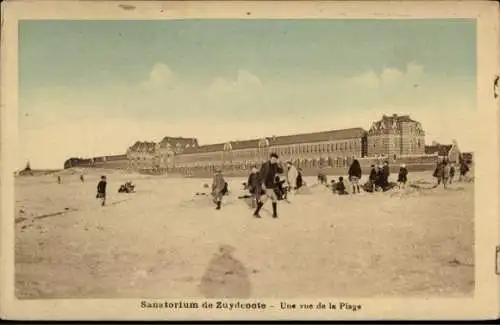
xmin=96 ymin=175 xmax=107 ymax=207
xmin=397 ymin=164 xmax=408 ymax=189
xmin=334 ymin=177 xmax=348 ymax=195
xmin=329 ymin=179 xmax=336 ymax=193
xmin=212 ymin=169 xmax=226 ymax=210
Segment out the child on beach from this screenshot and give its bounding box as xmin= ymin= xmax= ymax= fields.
xmin=334 ymin=177 xmax=348 ymax=195
xmin=96 ymin=175 xmax=107 ymax=207
xmin=212 ymin=169 xmax=226 ymax=210
xmin=397 ymin=164 xmax=408 ymax=189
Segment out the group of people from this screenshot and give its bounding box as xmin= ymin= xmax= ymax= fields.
xmin=210 ymin=152 xmax=472 ymax=218
xmin=327 ymin=160 xmax=405 ymax=195
xmin=91 ymin=153 xmax=472 ymax=212
xmin=212 ymin=153 xmax=306 ymax=218
xmin=210 ymin=153 xmax=408 ymax=219
xmin=432 ymin=158 xmax=470 ymax=188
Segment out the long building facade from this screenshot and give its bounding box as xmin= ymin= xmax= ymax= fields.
xmin=65 ymin=114 xmax=460 ymax=174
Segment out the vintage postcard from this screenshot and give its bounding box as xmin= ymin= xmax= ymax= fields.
xmin=1 ymin=0 xmax=499 ymax=321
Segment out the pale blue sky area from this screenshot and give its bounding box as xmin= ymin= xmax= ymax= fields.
xmin=18 ymin=19 xmax=477 ymax=168
xmin=20 ymin=19 xmax=475 ymax=96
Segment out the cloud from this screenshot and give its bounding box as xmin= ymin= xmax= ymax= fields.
xmin=140 ymin=62 xmax=176 ymax=89
xmin=17 ymin=62 xmax=477 ymax=170
xmin=205 ymin=69 xmax=262 ymax=97
xmin=348 ymin=62 xmax=424 ymax=88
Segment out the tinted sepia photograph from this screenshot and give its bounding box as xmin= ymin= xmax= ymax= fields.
xmin=1 ymin=0 xmax=499 ymax=321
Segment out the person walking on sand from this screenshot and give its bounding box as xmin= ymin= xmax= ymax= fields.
xmin=80 ymin=174 xmax=85 ymax=183
xmin=285 ymin=161 xmax=299 ymax=193
xmin=57 ymin=175 xmax=62 ymax=184
xmin=253 ymin=153 xmax=284 ymax=219
xmin=96 ymin=175 xmax=107 ymax=207
xmin=397 ymin=164 xmax=408 ymax=189
xmin=212 ymin=169 xmax=226 ymax=210
xmin=246 ymin=165 xmax=262 ymax=209
xmin=449 ymin=163 xmax=456 ymax=184
xmin=348 ymin=159 xmax=362 ymax=194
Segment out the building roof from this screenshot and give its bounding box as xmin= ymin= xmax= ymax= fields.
xmin=269 ymin=128 xmax=367 ymax=146
xmin=177 ymin=128 xmax=367 ymax=155
xmin=159 ymin=136 xmax=198 ymax=149
xmin=229 ymin=139 xmax=261 ymax=150
xmin=424 ymin=144 xmax=453 ymax=156
xmin=369 ymin=114 xmax=423 ymax=134
xmin=106 ymin=154 xmax=128 ymax=161
xmin=184 ymin=143 xmax=225 ymax=154
xmin=129 ymin=141 xmax=157 ymax=152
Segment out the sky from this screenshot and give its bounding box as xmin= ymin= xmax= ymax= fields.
xmin=18 ymin=19 xmax=477 ymax=169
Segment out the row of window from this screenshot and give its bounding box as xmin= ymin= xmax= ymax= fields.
xmin=369 ymin=138 xmax=422 ymax=148
xmin=265 ymin=141 xmax=360 ymax=156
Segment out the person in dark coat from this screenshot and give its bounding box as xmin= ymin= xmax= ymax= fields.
xmin=253 ymin=153 xmax=284 ymax=218
xmin=246 ymin=165 xmax=262 ymax=208
xmin=397 ymin=164 xmax=408 ymax=189
xmin=334 ymin=177 xmax=348 ymax=195
xmin=368 ymin=164 xmax=378 ymax=192
xmin=96 ymin=175 xmax=107 ymax=207
xmin=348 ymin=159 xmax=362 ymax=194
xmin=459 ymin=161 xmax=470 ymax=181
xmin=382 ymin=161 xmax=390 ymax=189
xmin=296 ymin=168 xmax=304 ymax=189
xmin=375 ymin=164 xmax=384 ymax=191
xmin=80 ymin=174 xmax=85 ymax=183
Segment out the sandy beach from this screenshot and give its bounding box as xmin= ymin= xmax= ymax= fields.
xmin=14 ymin=169 xmax=474 ymax=299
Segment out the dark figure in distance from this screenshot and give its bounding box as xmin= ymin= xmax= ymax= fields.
xmin=397 ymin=164 xmax=408 ymax=189
xmin=96 ymin=175 xmax=107 ymax=207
